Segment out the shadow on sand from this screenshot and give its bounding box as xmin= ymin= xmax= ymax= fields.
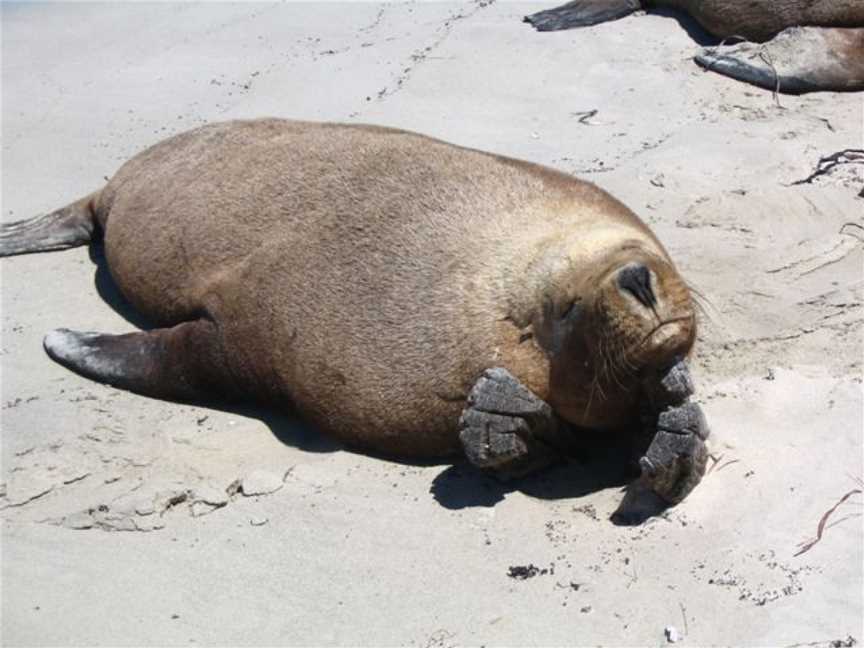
xmin=645 ymin=7 xmax=719 ymax=47
xmin=429 ymin=434 xmax=670 ymax=525
xmin=90 ymin=242 xmax=155 ymax=331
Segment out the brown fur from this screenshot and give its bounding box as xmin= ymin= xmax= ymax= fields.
xmin=655 ymin=0 xmax=864 ymax=41
xmin=74 ymin=120 xmax=693 ymax=456
xmin=817 ymin=27 xmax=864 ymax=89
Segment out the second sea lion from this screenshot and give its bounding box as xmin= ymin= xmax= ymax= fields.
xmin=525 ymin=0 xmax=864 ymax=93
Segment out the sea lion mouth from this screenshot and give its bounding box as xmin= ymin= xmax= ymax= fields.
xmin=631 ymin=316 xmax=694 ymax=358
xmin=639 ymin=317 xmax=691 ymax=344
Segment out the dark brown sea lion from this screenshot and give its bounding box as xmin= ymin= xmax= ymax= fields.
xmin=0 ymin=119 xmax=709 ymax=510
xmin=525 ymin=0 xmax=864 ymax=93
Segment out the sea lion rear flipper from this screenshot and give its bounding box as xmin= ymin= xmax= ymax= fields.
xmin=695 ymin=27 xmax=864 ymax=94
xmin=43 ymin=319 xmax=236 ymax=402
xmin=0 ymin=193 xmax=99 ymax=257
xmin=524 ymin=0 xmax=641 ymax=32
xmin=458 ymin=368 xmax=562 ymax=479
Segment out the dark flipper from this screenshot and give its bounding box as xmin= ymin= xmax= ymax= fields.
xmin=43 ymin=319 xmax=237 ymax=402
xmin=638 ymin=358 xmax=710 ymax=505
xmin=613 ymin=360 xmax=708 ymax=524
xmin=524 ymin=0 xmax=641 ymax=32
xmin=0 ymin=193 xmax=99 ymax=257
xmin=639 ymin=401 xmax=710 ymax=504
xmin=459 ymin=368 xmax=561 ymax=480
xmin=695 ymin=27 xmax=864 ymax=94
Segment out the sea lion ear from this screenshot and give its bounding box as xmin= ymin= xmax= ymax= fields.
xmin=535 ymin=295 xmax=585 ymax=354
xmin=561 ymin=297 xmax=583 ymax=323
xmin=539 ymin=289 xmax=580 ymax=322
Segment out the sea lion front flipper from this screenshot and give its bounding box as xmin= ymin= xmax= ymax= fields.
xmin=458 ymin=368 xmax=561 ymax=480
xmin=635 ymin=360 xmax=709 ymax=505
xmin=43 ymin=319 xmax=236 ymax=402
xmin=639 ymin=401 xmax=710 ymax=505
xmin=524 ymin=0 xmax=641 ymax=32
xmin=695 ymin=27 xmax=864 ymax=94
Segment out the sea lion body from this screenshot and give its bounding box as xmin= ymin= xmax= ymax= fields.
xmin=1 ymin=119 xmax=697 ymax=470
xmin=87 ymin=119 xmax=687 ymax=456
xmin=526 ymin=0 xmax=864 ymax=93
xmin=657 ymin=0 xmax=864 ymax=42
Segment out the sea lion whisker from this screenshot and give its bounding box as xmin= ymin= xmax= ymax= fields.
xmin=686 ymin=282 xmax=716 ymax=312
xmin=593 ymin=333 xmax=609 ymax=377
xmin=583 ymin=376 xmax=598 ymax=424
xmin=599 ymin=335 xmax=623 ymax=388
xmin=605 ymin=341 xmax=631 ymax=391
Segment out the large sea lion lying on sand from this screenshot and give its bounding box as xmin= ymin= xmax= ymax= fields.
xmin=0 ymin=119 xmax=710 ymax=512
xmin=526 ymin=0 xmax=864 ymax=93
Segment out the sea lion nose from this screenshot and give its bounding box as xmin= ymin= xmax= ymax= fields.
xmin=617 ymin=263 xmax=656 ymax=308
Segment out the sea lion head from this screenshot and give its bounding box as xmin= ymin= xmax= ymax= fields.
xmin=584 ymin=247 xmax=696 ymax=375
xmin=531 ymin=242 xmax=696 ymax=427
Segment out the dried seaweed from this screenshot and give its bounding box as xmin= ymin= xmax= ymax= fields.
xmin=794 ymin=488 xmax=863 ymax=557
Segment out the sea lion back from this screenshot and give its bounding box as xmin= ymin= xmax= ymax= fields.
xmin=96 ymin=120 xmax=560 ymax=324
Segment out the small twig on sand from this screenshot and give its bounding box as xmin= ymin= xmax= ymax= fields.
xmin=794 ymin=488 xmax=863 ymax=557
xmin=706 ymin=453 xmax=724 ymax=475
xmin=715 ymin=458 xmax=741 ymax=473
xmin=625 ymin=562 xmax=638 ymax=588
xmin=757 ymin=49 xmax=782 ymax=107
xmin=679 ymin=602 xmax=689 ymax=636
xmin=701 ymin=34 xmax=749 ymax=61
xmin=840 ymin=223 xmax=864 ymax=242
xmin=820 ymin=513 xmax=863 ymax=532
xmin=792 ymin=149 xmax=864 ymax=186
xmin=571 ymin=109 xmax=599 ymax=125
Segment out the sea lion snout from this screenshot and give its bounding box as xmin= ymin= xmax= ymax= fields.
xmin=623 ymin=259 xmax=695 ymax=371
xmin=591 ymin=258 xmax=696 ymax=373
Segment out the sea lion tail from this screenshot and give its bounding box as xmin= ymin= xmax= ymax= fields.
xmin=0 ymin=192 xmax=99 ymax=258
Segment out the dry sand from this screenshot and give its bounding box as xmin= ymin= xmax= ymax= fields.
xmin=1 ymin=2 xmax=862 ymax=646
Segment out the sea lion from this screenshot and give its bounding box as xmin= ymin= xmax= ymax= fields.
xmin=0 ymin=119 xmax=709 ymax=508
xmin=525 ymin=0 xmax=864 ymax=93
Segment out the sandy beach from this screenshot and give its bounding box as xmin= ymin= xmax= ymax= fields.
xmin=2 ymin=2 xmax=862 ymax=646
